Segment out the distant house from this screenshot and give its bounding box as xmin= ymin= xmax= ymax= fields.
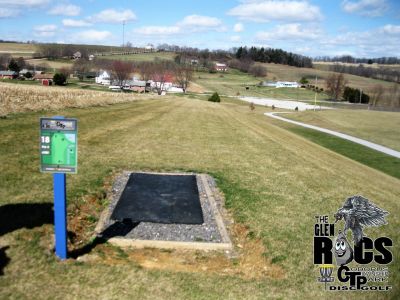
xmin=95 ymin=71 xmax=111 ymax=85
xmin=88 ymin=54 xmax=95 ymax=61
xmin=276 ymin=81 xmax=300 ymax=88
xmin=0 ymin=71 xmax=18 ymax=79
xmin=215 ymin=63 xmax=228 ymax=72
xmin=145 ymin=44 xmax=154 ymax=51
xmin=260 ymin=81 xmax=300 ymax=88
xmin=191 ymin=59 xmax=199 ymax=65
xmin=33 ymin=73 xmax=53 ymax=85
xmin=118 ymin=79 xmax=150 ymax=93
xmin=73 ymin=51 xmax=82 ymax=59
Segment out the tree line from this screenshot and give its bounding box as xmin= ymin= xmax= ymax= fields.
xmin=328 ymin=63 xmax=400 ymax=84
xmin=314 ymin=55 xmax=400 ymax=65
xmin=235 ymin=46 xmax=313 ymax=68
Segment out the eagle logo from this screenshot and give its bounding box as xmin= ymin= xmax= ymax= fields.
xmin=334 ymin=195 xmax=389 ymax=245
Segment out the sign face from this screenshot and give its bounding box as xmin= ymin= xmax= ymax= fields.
xmin=40 ymin=118 xmax=78 ymax=173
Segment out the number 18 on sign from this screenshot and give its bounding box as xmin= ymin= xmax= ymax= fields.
xmin=40 ymin=118 xmax=77 ymax=173
xmin=40 ymin=117 xmax=78 ymax=260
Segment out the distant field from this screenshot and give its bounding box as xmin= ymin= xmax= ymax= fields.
xmin=314 ymin=62 xmax=400 ymax=71
xmin=100 ymin=51 xmax=177 ymax=62
xmin=0 ymin=43 xmax=37 ymax=56
xmin=284 ymin=109 xmax=400 ymax=151
xmin=194 ymin=69 xmax=331 ymax=100
xmin=25 ymin=58 xmax=74 ymax=70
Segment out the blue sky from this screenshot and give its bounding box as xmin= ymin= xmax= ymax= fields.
xmin=0 ymin=0 xmax=399 ymax=57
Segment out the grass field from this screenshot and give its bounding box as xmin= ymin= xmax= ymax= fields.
xmin=0 ymin=43 xmax=37 ymax=57
xmin=0 ymin=91 xmax=399 ymax=298
xmin=194 ymin=70 xmax=331 ymax=101
xmin=100 ymin=51 xmax=177 ymax=62
xmin=0 ymin=82 xmax=144 ymax=116
xmin=284 ymin=110 xmax=400 ymax=151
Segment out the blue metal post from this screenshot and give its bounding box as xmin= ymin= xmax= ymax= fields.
xmin=53 ymin=173 xmax=67 ymax=259
xmin=52 ymin=115 xmax=67 ymax=260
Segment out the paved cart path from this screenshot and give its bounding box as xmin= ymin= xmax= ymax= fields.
xmin=265 ymin=112 xmax=400 ymax=159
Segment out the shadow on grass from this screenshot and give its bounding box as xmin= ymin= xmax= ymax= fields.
xmin=0 ymin=246 xmax=10 ymax=276
xmin=0 ymin=203 xmax=53 ymax=276
xmin=0 ymin=203 xmax=54 ymax=237
xmin=68 ymin=219 xmax=138 ymax=259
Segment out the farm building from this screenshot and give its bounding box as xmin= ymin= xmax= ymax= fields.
xmin=73 ymin=51 xmax=82 ymax=59
xmin=33 ymin=73 xmax=54 ymax=86
xmin=276 ymin=81 xmax=300 ymax=88
xmin=0 ymin=71 xmax=18 ymax=79
xmin=260 ymin=81 xmax=300 ymax=88
xmin=215 ymin=63 xmax=228 ymax=72
xmin=95 ymin=71 xmax=111 ymax=85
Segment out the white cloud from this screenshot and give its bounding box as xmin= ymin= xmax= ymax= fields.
xmin=134 ymin=26 xmax=181 ymax=36
xmin=33 ymin=24 xmax=57 ymax=38
xmin=34 ymin=24 xmax=57 ymax=32
xmin=233 ymin=23 xmax=244 ymax=32
xmin=0 ymin=0 xmax=49 ymax=7
xmin=341 ymin=0 xmax=388 ymax=17
xmin=74 ymin=30 xmax=112 ymax=42
xmin=62 ymin=19 xmax=92 ymax=27
xmin=382 ymin=24 xmax=400 ymax=35
xmin=89 ymin=9 xmax=136 ymax=23
xmin=48 ymin=4 xmax=81 ymax=16
xmin=179 ymin=15 xmax=222 ymax=28
xmin=227 ymin=0 xmax=323 ymax=22
xmin=321 ymin=24 xmax=400 ymax=57
xmin=133 ymin=14 xmax=224 ymax=37
xmin=230 ymin=35 xmax=241 ymax=42
xmin=256 ymin=23 xmax=322 ymax=41
xmin=0 ymin=7 xmax=19 ymax=18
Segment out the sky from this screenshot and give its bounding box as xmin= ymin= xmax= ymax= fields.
xmin=0 ymin=0 xmax=399 ymax=58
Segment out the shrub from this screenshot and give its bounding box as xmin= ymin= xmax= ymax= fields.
xmin=53 ymin=73 xmax=67 ymax=86
xmin=24 ymin=72 xmax=33 ymax=79
xmin=249 ymin=65 xmax=267 ymax=77
xmin=208 ymin=92 xmax=221 ymax=102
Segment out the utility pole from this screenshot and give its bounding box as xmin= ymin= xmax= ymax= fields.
xmin=359 ymin=88 xmax=362 ymax=104
xmin=314 ymin=75 xmax=318 ymax=111
xmin=122 ymin=20 xmax=126 ymax=51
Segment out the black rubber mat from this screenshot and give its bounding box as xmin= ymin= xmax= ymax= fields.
xmin=111 ymin=173 xmax=204 ymax=224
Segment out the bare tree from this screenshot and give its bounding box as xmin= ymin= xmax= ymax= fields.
xmin=174 ymin=65 xmax=193 ymax=93
xmin=370 ymin=84 xmax=384 ymax=106
xmin=150 ymin=61 xmax=174 ymax=95
xmin=72 ymin=59 xmax=92 ymax=81
xmin=387 ymin=84 xmax=400 ymax=107
xmin=326 ymin=73 xmax=347 ymax=100
xmin=111 ymin=60 xmax=134 ymax=88
xmin=138 ymin=62 xmax=154 ymax=82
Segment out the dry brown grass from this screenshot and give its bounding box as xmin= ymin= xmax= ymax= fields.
xmin=0 ymin=83 xmax=149 ymax=116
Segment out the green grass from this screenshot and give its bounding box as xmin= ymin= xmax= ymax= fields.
xmin=286 ymin=125 xmax=400 ymax=179
xmin=284 ymin=110 xmax=400 ymax=151
xmin=194 ymin=70 xmax=331 ymax=100
xmin=1 ymin=97 xmax=399 ymax=299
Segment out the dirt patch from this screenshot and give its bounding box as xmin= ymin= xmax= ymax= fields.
xmin=125 ymin=223 xmax=285 ymax=280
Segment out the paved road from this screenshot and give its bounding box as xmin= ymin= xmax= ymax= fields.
xmin=239 ymin=96 xmax=332 ymax=111
xmin=265 ymin=112 xmax=400 ymax=159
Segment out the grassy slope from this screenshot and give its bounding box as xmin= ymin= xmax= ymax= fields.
xmin=100 ymin=52 xmax=177 ymax=62
xmin=0 ymin=97 xmax=399 ymax=299
xmin=284 ymin=110 xmax=400 ymax=151
xmin=194 ymin=70 xmax=331 ymax=100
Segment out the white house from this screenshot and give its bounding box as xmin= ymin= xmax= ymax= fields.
xmin=95 ymin=71 xmax=111 ymax=85
xmin=145 ymin=44 xmax=154 ymax=50
xmin=275 ymin=81 xmax=300 ymax=88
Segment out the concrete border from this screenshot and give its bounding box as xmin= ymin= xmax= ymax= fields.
xmin=97 ymin=172 xmax=233 ymax=251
